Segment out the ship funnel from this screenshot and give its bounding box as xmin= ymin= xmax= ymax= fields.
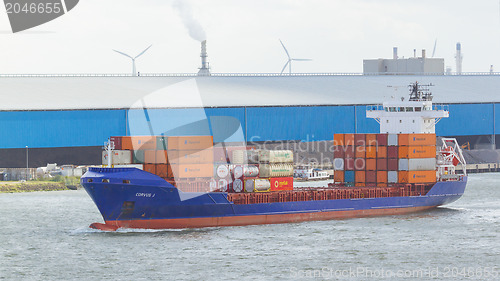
xmin=197 ymin=40 xmax=211 ymax=76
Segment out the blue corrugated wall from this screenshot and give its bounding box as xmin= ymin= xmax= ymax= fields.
xmin=0 ymin=104 xmax=496 ymax=148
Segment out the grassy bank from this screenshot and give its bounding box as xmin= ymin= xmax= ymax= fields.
xmin=0 ymin=176 xmax=81 ymax=193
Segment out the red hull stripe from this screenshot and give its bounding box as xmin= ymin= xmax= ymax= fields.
xmin=94 ymin=206 xmax=436 ymax=230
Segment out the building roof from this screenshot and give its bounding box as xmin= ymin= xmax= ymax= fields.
xmin=1 ymin=74 xmax=500 ymax=110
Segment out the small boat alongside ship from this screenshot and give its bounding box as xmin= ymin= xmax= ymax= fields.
xmin=82 ymin=82 xmax=467 ymax=231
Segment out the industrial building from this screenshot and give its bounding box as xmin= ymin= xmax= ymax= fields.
xmin=1 ymin=74 xmax=500 ymax=167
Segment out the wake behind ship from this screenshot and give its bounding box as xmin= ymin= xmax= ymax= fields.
xmin=82 ymin=82 xmax=467 ymax=231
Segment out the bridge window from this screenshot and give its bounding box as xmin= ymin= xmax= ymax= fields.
xmin=102 ymin=179 xmax=109 ymax=183
xmin=398 ymin=107 xmax=405 ymax=112
xmin=389 ymin=107 xmax=396 ymax=112
xmin=384 ymin=107 xmax=388 ymax=112
xmin=415 ymin=107 xmax=422 ymax=112
xmin=406 ymin=107 xmax=413 ymax=112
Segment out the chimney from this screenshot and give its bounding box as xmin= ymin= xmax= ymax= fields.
xmin=197 ymin=40 xmax=211 ymax=76
xmin=455 ymin=42 xmax=462 ymax=74
xmin=393 ymin=47 xmax=398 ymax=60
xmin=422 ymin=49 xmax=426 ymax=58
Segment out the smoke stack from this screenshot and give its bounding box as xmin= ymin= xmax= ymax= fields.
xmin=197 ymin=40 xmax=210 ymax=76
xmin=455 ymin=42 xmax=462 ymax=74
xmin=422 ymin=49 xmax=426 ymax=58
xmin=393 ymin=47 xmax=398 ymax=59
xmin=413 ymin=49 xmax=416 ymax=58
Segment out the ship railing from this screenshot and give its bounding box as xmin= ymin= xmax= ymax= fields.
xmin=432 ymin=104 xmax=449 ymax=112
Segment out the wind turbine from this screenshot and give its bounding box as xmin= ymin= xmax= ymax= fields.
xmin=279 ymin=39 xmax=312 ymax=75
xmin=113 ymin=45 xmax=152 ymax=76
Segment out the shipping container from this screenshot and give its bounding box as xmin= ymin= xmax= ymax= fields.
xmin=355 ymin=146 xmax=366 ymax=158
xmin=366 ymin=171 xmax=376 ymax=183
xmin=345 ymin=158 xmax=354 ymax=170
xmin=167 ymin=136 xmax=213 ymax=150
xmin=366 ymin=158 xmax=376 ymax=171
xmin=232 ymin=179 xmax=244 ymax=193
xmin=215 ymin=164 xmax=230 ymax=178
xmin=170 ymin=163 xmax=214 ymax=178
xmin=269 ymin=177 xmax=293 ymax=191
xmin=213 ymin=147 xmax=228 ymax=163
xmin=388 ymin=134 xmax=398 ymax=146
xmin=344 ymin=146 xmax=355 ymax=159
xmin=156 ymin=164 xmax=169 ymax=178
xmin=333 ymin=147 xmax=345 ymax=159
xmin=259 ymin=164 xmax=294 ymax=178
xmin=376 ymin=134 xmax=388 ymax=146
xmin=398 ymin=133 xmax=436 ymax=146
xmin=388 ymin=158 xmax=398 ymax=171
xmin=144 ymin=150 xmax=156 ymax=164
xmin=110 ymin=136 xmax=123 ymax=150
xmin=376 ymin=158 xmax=387 ymax=171
xmin=354 ymin=134 xmax=366 ymax=146
xmin=345 ymin=170 xmax=355 ymax=183
xmin=102 ymin=150 xmax=132 ymax=165
xmin=398 ymin=159 xmax=409 ymax=171
xmin=377 ymin=171 xmax=388 ymax=183
xmin=218 ymin=178 xmax=232 ymax=192
xmin=366 ymin=146 xmax=377 ymax=158
xmin=333 ymin=158 xmax=344 ymax=170
xmin=398 ymin=170 xmax=436 ymax=183
xmin=344 ymin=134 xmax=355 ymax=146
xmin=377 ymin=146 xmax=387 ymax=158
xmin=398 ymin=146 xmax=436 ymax=159
xmin=122 ymin=136 xmax=157 ymax=150
xmin=333 ymin=170 xmax=344 ymax=182
xmin=408 ymin=158 xmax=436 ymax=171
xmin=233 ymin=165 xmax=260 ymax=178
xmin=388 ymin=171 xmax=398 ymax=183
xmin=132 ymin=150 xmax=145 ymax=164
xmin=144 ymin=164 xmax=156 ymax=175
xmin=387 ymin=146 xmax=398 ymax=158
xmin=245 ymin=178 xmax=270 ymax=192
xmin=231 ymin=150 xmax=247 ymax=164
xmin=258 ymin=150 xmax=293 ymax=163
xmin=333 ymin=133 xmax=344 ymax=146
xmin=168 ymin=149 xmax=214 ymax=164
xmin=156 ymin=150 xmax=168 ymax=164
xmin=366 ymin=134 xmax=377 ymax=146
xmin=156 ymin=136 xmax=168 ymax=150
xmin=355 ymin=158 xmax=367 ymax=170
xmin=355 ymin=171 xmax=366 ymax=183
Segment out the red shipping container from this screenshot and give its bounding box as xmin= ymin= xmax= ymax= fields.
xmin=377 ymin=171 xmax=388 ymax=184
xmin=376 ymin=134 xmax=388 ymax=146
xmin=344 ymin=146 xmax=355 ymax=159
xmin=110 ymin=136 xmax=123 ymax=150
xmin=156 ymin=164 xmax=169 ymax=178
xmin=366 ymin=171 xmax=377 ymax=183
xmin=366 ymin=158 xmax=376 ymax=171
xmin=355 ymin=171 xmax=366 ymax=183
xmin=333 ymin=134 xmax=344 ymax=146
xmin=366 ymin=134 xmax=377 ymax=146
xmin=377 ymin=146 xmax=387 ymax=158
xmin=334 ymin=171 xmax=344 ymax=182
xmin=354 ymin=158 xmax=366 ymax=170
xmin=144 ymin=164 xmax=156 ymax=175
xmin=270 ymin=177 xmax=293 ymax=191
xmin=355 ymin=146 xmax=366 ymax=158
xmin=376 ymin=158 xmax=388 ymax=171
xmin=354 ymin=134 xmax=366 ymax=146
xmin=388 ymin=146 xmax=398 ymax=158
xmin=334 ymin=147 xmax=345 ymax=158
xmin=345 ymin=158 xmax=355 ymax=170
xmin=344 ymin=134 xmax=355 ymax=146
xmin=388 ymin=158 xmax=398 ymax=171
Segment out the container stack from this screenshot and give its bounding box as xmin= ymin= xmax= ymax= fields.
xmin=253 ymin=150 xmax=294 ymax=193
xmin=333 ymin=133 xmax=437 ymax=186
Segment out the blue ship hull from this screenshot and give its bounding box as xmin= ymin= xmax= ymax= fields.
xmin=81 ymin=168 xmax=467 ymax=230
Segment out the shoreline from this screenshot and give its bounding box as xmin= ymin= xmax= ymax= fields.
xmin=0 ymin=181 xmax=75 ymax=193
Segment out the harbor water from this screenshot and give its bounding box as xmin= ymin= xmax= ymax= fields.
xmin=0 ymin=174 xmax=499 ymax=280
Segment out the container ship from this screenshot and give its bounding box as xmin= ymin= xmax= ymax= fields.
xmin=82 ymin=82 xmax=467 ymax=231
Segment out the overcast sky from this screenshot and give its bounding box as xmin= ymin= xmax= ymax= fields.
xmin=0 ymin=0 xmax=499 ymax=74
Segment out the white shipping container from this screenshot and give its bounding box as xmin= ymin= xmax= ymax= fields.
xmin=233 ymin=165 xmax=260 ymax=178
xmin=245 ymin=179 xmax=270 ymax=192
xmin=102 ymin=150 xmax=132 ymax=165
xmin=259 ymin=164 xmax=294 ymax=178
xmin=408 ymin=158 xmax=436 ymax=171
xmin=244 ymin=179 xmax=255 ymax=192
xmin=398 ymin=159 xmax=409 ymax=171
xmin=388 ymin=171 xmax=398 ymax=183
xmin=231 ymin=150 xmax=247 ymax=164
xmin=333 ymin=158 xmax=344 ymax=170
xmin=388 ymin=134 xmax=398 ymax=146
xmin=216 ymin=164 xmax=229 ymax=178
xmin=113 ymin=164 xmax=144 ymax=170
xmin=259 ymin=150 xmax=293 ymax=163
xmin=233 ymin=179 xmax=243 ymax=193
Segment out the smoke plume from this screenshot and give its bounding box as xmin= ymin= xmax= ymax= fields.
xmin=172 ymin=0 xmax=207 ymax=42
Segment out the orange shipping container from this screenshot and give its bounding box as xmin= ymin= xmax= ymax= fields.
xmin=156 ymin=150 xmax=168 ymax=164
xmin=170 ymin=163 xmax=214 ymax=178
xmin=366 ymin=146 xmax=377 ymax=158
xmin=168 ymin=149 xmax=214 ymax=164
xmin=144 ymin=150 xmax=156 ymax=164
xmin=167 ymin=136 xmax=213 ymax=150
xmin=122 ymin=136 xmax=157 ymax=150
xmin=334 ymin=134 xmax=344 ymax=146
xmin=398 ymin=146 xmax=436 ymax=159
xmin=366 ymin=134 xmax=377 ymax=146
xmin=270 ymin=177 xmax=293 ymax=191
xmin=355 ymin=146 xmax=366 ymax=158
xmin=334 ymin=170 xmax=344 ymax=182
xmin=355 ymin=171 xmax=365 ymax=183
xmin=144 ymin=164 xmax=156 ymax=175
xmin=344 ymin=134 xmax=355 ymax=146
xmin=398 ymin=134 xmax=436 ymax=146
xmin=156 ymin=164 xmax=169 ymax=178
xmin=366 ymin=159 xmax=376 ymax=171
xmin=377 ymin=146 xmax=387 ymax=158
xmin=377 ymin=171 xmax=388 ymax=183
xmin=398 ymin=170 xmax=436 ymax=183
